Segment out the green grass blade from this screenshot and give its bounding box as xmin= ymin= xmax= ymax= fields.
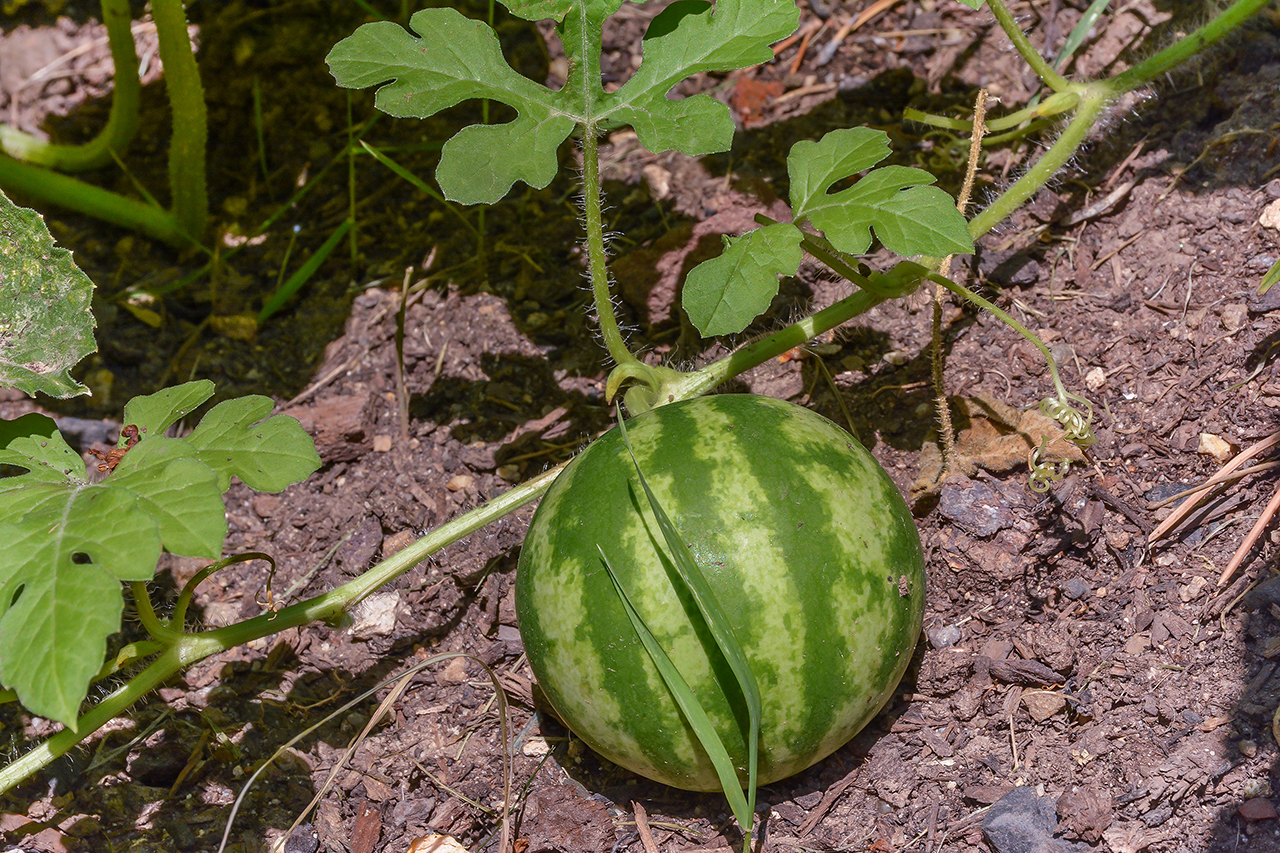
xmin=359 ymin=139 xmax=446 ymax=203
xmin=358 ymin=140 xmax=479 ymax=240
xmin=1259 ymin=256 xmax=1280 ymax=295
xmin=614 ymin=406 xmax=761 ymax=831
xmin=257 ymin=218 xmax=352 ymax=323
xmin=595 ymin=545 xmax=753 ymax=833
xmin=1052 ymin=0 xmax=1112 ymax=73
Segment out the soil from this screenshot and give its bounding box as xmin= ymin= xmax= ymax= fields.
xmin=3 ymin=0 xmax=1280 ymax=851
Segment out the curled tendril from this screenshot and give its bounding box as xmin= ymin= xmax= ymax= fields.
xmin=1027 ymin=392 xmax=1098 ymax=491
xmin=1028 ymin=436 xmax=1073 ymax=493
xmin=1039 ymin=392 xmax=1097 ymax=448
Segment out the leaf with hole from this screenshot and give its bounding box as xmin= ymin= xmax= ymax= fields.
xmin=0 ymin=486 xmax=160 ymax=726
xmin=0 ymin=384 xmax=319 ymax=725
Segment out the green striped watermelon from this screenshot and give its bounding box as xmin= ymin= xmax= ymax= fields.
xmin=516 ymin=393 xmax=925 ymax=791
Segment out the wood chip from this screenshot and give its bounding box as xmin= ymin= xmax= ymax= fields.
xmin=632 ymin=801 xmax=660 ymax=853
xmin=350 ymin=798 xmax=382 ymax=853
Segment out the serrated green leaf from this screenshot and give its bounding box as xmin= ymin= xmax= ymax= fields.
xmin=645 ymin=0 xmax=711 ymax=39
xmin=184 ymin=396 xmax=321 ymax=492
xmin=604 ymin=0 xmax=800 ymax=156
xmin=953 ymin=0 xmax=985 ymax=8
xmin=327 ymin=9 xmax=575 ymax=205
xmin=437 ymin=115 xmax=578 ymax=204
xmin=0 ymin=385 xmax=317 ymax=725
xmin=0 ymin=487 xmax=161 ymax=725
xmin=789 ymin=128 xmax=973 ymax=257
xmin=0 ymin=413 xmax=85 ymax=483
xmin=108 ymin=438 xmax=226 ymax=558
xmin=0 ymin=188 xmax=97 ymax=399
xmin=789 ymin=127 xmax=891 ymax=214
xmin=504 ymin=0 xmax=627 ymax=21
xmin=121 ymin=379 xmax=215 ymax=441
xmin=683 ymin=223 xmax=803 ymax=336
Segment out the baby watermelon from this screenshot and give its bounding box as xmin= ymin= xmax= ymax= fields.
xmin=516 ymin=393 xmax=924 ymax=791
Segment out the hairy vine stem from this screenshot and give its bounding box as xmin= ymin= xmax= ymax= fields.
xmin=933 ymin=89 xmax=989 ymax=476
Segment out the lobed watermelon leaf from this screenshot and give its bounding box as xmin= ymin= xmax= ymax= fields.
xmin=682 ymin=128 xmax=973 ymax=337
xmin=605 ymin=0 xmax=799 ymax=157
xmin=122 ymin=379 xmax=217 ymax=438
xmin=789 ymin=128 xmax=973 ymax=258
xmin=185 ymin=395 xmax=324 ymax=492
xmin=0 ymin=380 xmax=320 ymax=725
xmin=327 ymin=0 xmax=799 ymax=204
xmin=0 ymin=188 xmax=96 ymax=399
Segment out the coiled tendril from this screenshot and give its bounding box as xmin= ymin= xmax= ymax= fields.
xmin=1028 ymin=393 xmax=1097 ymax=492
xmin=1039 ymin=392 xmax=1097 ymax=447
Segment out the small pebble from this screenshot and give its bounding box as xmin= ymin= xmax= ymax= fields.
xmin=1239 ymin=798 xmax=1278 ymax=822
xmin=1062 ymin=577 xmax=1091 ymax=600
xmin=447 ymin=474 xmax=474 ymax=491
xmin=927 ymin=625 xmax=962 ymax=648
xmin=285 ymin=822 xmax=319 ymax=853
xmin=882 ymin=350 xmax=910 ymax=366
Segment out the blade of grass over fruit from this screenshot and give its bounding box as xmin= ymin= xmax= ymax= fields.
xmin=596 ymin=546 xmax=754 ymax=840
xmin=358 ymin=140 xmax=478 ymax=240
xmin=614 ymin=407 xmax=761 ymax=834
xmin=257 ymin=219 xmax=353 ymax=324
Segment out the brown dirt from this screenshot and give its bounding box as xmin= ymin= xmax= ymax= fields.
xmin=3 ymin=1 xmax=1280 ymax=851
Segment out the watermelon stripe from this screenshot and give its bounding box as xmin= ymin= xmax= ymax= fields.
xmin=517 ymin=394 xmax=924 ymax=791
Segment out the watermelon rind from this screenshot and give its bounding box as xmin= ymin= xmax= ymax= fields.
xmin=516 ymin=393 xmax=925 ymax=791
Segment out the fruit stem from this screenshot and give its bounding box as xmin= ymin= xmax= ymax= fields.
xmin=0 ymin=154 xmax=194 ymax=246
xmin=669 ymin=287 xmax=889 ymax=402
xmin=1110 ymin=0 xmax=1272 ymax=91
xmin=574 ymin=1 xmax=645 ymax=380
xmin=129 ymin=582 xmax=184 ymax=645
xmin=971 ymin=0 xmax=1270 ymax=239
